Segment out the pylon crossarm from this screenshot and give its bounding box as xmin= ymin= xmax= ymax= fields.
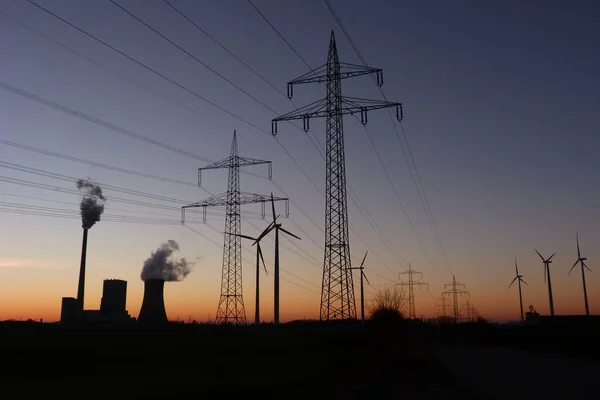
xmin=287 ymin=62 xmax=382 ymax=86
xmin=199 ymin=158 xmax=231 ymax=171
xmin=272 ymin=98 xmax=401 ymax=134
xmin=182 ymin=192 xmax=288 ymax=209
xmin=272 ymin=98 xmax=327 ymax=122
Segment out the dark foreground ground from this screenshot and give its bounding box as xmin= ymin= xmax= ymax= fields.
xmin=3 ymin=319 xmax=600 ymax=399
xmin=0 ymin=320 xmax=479 ymax=399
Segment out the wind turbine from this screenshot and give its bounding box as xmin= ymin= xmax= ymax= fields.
xmin=226 ymin=230 xmax=268 ymax=325
xmin=509 ymin=257 xmax=528 ymax=322
xmin=535 ymin=249 xmax=556 ymax=316
xmin=255 ymin=193 xmax=301 ymax=324
xmin=350 ymin=251 xmax=370 ymax=322
xmin=569 ymin=232 xmax=592 ymax=316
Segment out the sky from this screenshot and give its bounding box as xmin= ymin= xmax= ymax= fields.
xmin=1 ymin=0 xmax=600 ymax=323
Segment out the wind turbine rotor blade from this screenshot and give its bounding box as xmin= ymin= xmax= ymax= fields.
xmin=362 ymin=271 xmax=370 ymax=285
xmin=583 ymin=262 xmax=592 ymax=272
xmin=236 ymin=233 xmax=257 ymax=241
xmin=279 ymin=227 xmax=301 ymax=240
xmin=509 ymin=277 xmax=518 ymax=289
xmin=544 ymin=265 xmax=547 ymax=283
xmin=577 ymin=232 xmax=581 ymax=259
xmin=515 ymin=257 xmax=519 ymax=276
xmin=520 ymin=278 xmax=528 ymax=285
xmin=548 ymin=253 xmax=556 ymax=262
xmin=257 ymin=243 xmax=267 ymax=275
xmin=535 ymin=249 xmax=544 ymax=261
xmin=360 ymin=251 xmax=368 ymax=268
xmin=568 ymin=260 xmax=578 ymax=275
xmin=256 ymin=224 xmax=275 ymax=243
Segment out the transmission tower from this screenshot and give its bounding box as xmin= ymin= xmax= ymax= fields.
xmin=181 ymin=131 xmax=289 ymax=324
xmin=398 ymin=264 xmax=428 ymax=319
xmin=461 ymin=299 xmax=477 ymax=323
xmin=442 ymin=275 xmax=469 ymax=324
xmin=271 ymin=31 xmax=403 ymax=320
xmin=436 ymin=296 xmax=450 ymax=322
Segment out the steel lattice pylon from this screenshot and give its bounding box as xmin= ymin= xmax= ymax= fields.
xmin=272 ymin=32 xmax=403 ymax=320
xmin=182 ymin=132 xmax=288 ymax=324
xmin=398 ymin=264 xmax=428 ymax=319
xmin=442 ymin=275 xmax=469 ymax=324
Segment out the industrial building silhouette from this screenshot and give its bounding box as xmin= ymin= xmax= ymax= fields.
xmin=61 ymin=279 xmax=132 ymax=325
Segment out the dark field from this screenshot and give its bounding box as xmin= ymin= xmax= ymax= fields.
xmin=0 ymin=320 xmax=479 ymax=399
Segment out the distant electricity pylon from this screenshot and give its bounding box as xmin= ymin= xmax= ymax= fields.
xmin=442 ymin=275 xmax=469 ymax=324
xmin=398 ymin=264 xmax=428 ymax=319
xmin=181 ymin=131 xmax=289 ymax=324
xmin=271 ymin=31 xmax=403 ymax=321
xmin=436 ymin=296 xmax=450 ymax=321
xmin=461 ymin=299 xmax=477 ymax=323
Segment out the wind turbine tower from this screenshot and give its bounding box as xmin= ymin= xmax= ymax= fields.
xmin=442 ymin=275 xmax=469 ymax=323
xmin=398 ymin=264 xmax=428 ymax=319
xmin=227 ymin=230 xmax=268 ymax=324
xmin=271 ymin=31 xmax=403 ymax=320
xmin=181 ymin=132 xmax=288 ymax=324
xmin=569 ymin=232 xmax=592 ymax=316
xmin=535 ymin=250 xmax=556 ymax=317
xmin=255 ymin=194 xmax=301 ymax=324
xmin=509 ymin=257 xmax=528 ymax=322
xmin=349 ymin=251 xmax=370 ymax=321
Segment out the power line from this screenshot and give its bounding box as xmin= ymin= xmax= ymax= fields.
xmin=108 ymin=0 xmax=276 ymax=113
xmin=246 ymin=0 xmax=313 ymax=72
xmin=23 ymin=0 xmax=266 ymax=133
xmin=12 ymin=1 xmax=399 ymax=284
xmin=162 ymin=0 xmax=287 ymax=99
xmin=324 ymin=0 xmax=453 ymax=276
xmin=0 ymin=10 xmax=224 ymax=132
xmin=0 ymin=138 xmax=200 ymax=188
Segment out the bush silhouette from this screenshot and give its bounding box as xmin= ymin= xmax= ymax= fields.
xmin=368 ymin=287 xmax=406 ymax=335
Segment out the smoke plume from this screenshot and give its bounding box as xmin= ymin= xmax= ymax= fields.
xmin=76 ymin=179 xmax=106 ymax=229
xmin=140 ymin=240 xmax=194 ymax=282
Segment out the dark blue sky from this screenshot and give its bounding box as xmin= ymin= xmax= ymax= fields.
xmin=1 ymin=0 xmax=599 ymax=320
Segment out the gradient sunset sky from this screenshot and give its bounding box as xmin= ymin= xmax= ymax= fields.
xmin=1 ymin=0 xmax=599 ymax=323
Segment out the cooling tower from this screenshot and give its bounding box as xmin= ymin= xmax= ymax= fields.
xmin=138 ymin=279 xmax=168 ymax=324
xmin=76 ymin=228 xmax=88 ymax=310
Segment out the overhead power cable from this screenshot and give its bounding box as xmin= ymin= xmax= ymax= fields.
xmin=324 ymin=0 xmax=453 ymax=276
xmin=11 ymin=1 xmax=399 ymax=282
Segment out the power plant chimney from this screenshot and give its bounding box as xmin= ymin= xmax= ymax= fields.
xmin=76 ymin=228 xmax=88 ymax=310
xmin=138 ymin=279 xmax=168 ymax=324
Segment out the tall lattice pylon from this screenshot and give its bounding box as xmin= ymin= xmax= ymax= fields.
xmin=272 ymin=31 xmax=403 ymax=320
xmin=398 ymin=264 xmax=428 ymax=319
xmin=442 ymin=275 xmax=469 ymax=324
xmin=181 ymin=131 xmax=288 ymax=324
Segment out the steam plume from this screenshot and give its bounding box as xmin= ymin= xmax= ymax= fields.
xmin=76 ymin=179 xmax=106 ymax=229
xmin=140 ymin=240 xmax=194 ymax=282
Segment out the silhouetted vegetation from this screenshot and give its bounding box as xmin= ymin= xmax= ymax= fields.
xmin=367 ymin=287 xmax=406 ymax=336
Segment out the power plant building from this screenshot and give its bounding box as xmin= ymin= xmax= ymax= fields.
xmin=100 ymin=279 xmax=131 ymax=322
xmin=60 ymin=278 xmax=132 ymax=325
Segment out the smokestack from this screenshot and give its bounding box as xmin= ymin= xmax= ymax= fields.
xmin=138 ymin=279 xmax=168 ymax=324
xmin=75 ymin=179 xmax=105 ymax=310
xmin=76 ymin=228 xmax=88 ymax=310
